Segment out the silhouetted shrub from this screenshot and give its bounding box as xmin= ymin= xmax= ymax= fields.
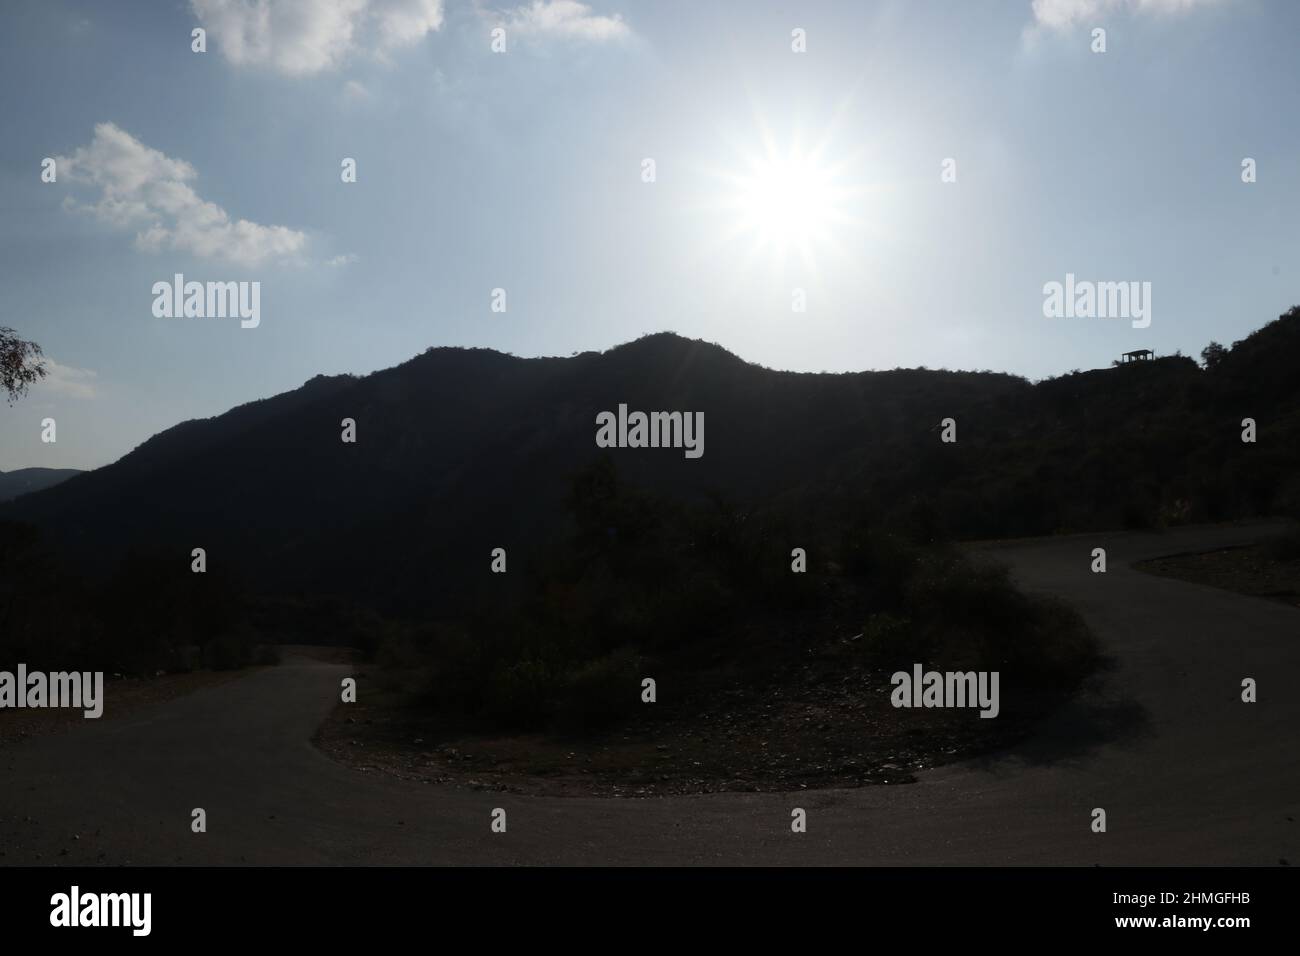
xmin=859 ymin=550 xmax=1100 ymax=711
xmin=553 ymin=648 xmax=643 ymax=731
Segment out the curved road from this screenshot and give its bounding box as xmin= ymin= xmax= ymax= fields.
xmin=2 ymin=522 xmax=1296 ymax=865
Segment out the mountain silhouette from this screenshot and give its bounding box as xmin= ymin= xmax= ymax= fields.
xmin=6 ymin=312 xmax=1300 ymax=619
xmin=0 ymin=467 xmax=80 ymax=503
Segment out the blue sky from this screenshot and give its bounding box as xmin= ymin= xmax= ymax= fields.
xmin=1 ymin=0 xmax=1297 ymax=470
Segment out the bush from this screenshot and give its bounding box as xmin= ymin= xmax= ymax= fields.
xmin=858 ymin=550 xmax=1101 ymax=706
xmin=485 ymin=658 xmax=558 ymax=726
xmin=375 ymin=462 xmax=1105 ymax=734
xmin=203 ymin=629 xmax=255 ymax=671
xmin=553 ymin=648 xmax=643 ymax=731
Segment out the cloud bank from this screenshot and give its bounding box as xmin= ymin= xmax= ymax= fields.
xmin=56 ymin=123 xmax=306 ymax=266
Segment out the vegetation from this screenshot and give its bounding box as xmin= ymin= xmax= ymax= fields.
xmin=0 ymin=327 xmax=46 ymax=403
xmin=362 ymin=458 xmax=1098 ymax=733
xmin=0 ymin=522 xmax=261 ymax=674
xmin=7 ymin=305 xmax=1300 ymax=734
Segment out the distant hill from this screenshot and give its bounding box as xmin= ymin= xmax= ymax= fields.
xmin=6 ymin=309 xmax=1300 ymax=619
xmin=0 ymin=467 xmax=80 ymax=502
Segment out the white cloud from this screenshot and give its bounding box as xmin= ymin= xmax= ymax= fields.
xmin=191 ymin=0 xmax=444 ymax=76
xmin=342 ymin=79 xmax=372 ymax=103
xmin=36 ymin=360 xmax=98 ymax=400
xmin=373 ymin=0 xmax=445 ymax=48
xmin=1030 ymin=0 xmax=1229 ymax=31
xmin=327 ymin=253 xmax=360 ymax=267
xmin=500 ymin=1 xmax=631 ymax=42
xmin=56 ymin=123 xmax=306 ymax=266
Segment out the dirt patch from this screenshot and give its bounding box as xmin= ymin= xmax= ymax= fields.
xmin=315 ymin=638 xmax=1048 ymax=797
xmin=1138 ymin=544 xmax=1300 ymax=608
xmin=0 ymin=668 xmax=258 ymax=750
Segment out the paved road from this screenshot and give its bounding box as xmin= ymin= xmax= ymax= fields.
xmin=2 ymin=522 xmax=1296 ymax=865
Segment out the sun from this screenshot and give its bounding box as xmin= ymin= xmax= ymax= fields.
xmin=687 ymin=105 xmax=889 ymax=285
xmin=700 ymin=123 xmax=871 ymax=277
xmin=731 ymin=148 xmax=840 ymax=250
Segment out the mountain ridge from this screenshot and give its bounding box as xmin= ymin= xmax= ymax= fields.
xmin=5 ymin=315 xmax=1300 ymax=617
xmin=0 ymin=467 xmax=81 ymax=503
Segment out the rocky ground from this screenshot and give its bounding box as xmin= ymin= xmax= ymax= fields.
xmin=315 ymin=634 xmax=1044 ymax=797
xmin=1138 ymin=543 xmax=1300 ymax=608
